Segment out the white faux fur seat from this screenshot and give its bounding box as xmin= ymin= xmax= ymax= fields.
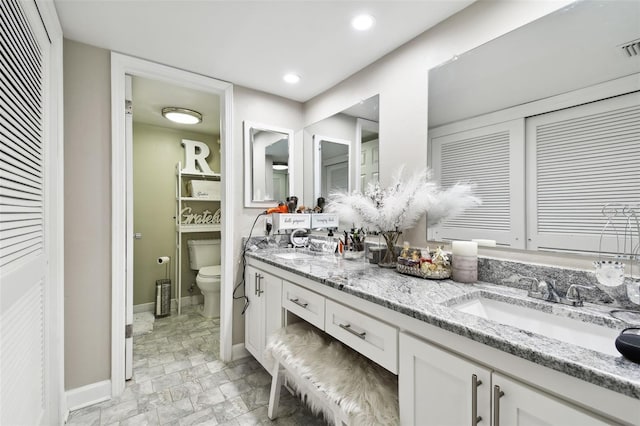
xmin=264 ymin=322 xmax=399 ymax=426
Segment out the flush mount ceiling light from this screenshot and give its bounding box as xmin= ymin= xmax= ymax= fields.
xmin=351 ymin=14 xmax=375 ymax=31
xmin=283 ymin=73 xmax=301 ymax=84
xmin=272 ymin=162 xmax=288 ymax=171
xmin=161 ymin=107 xmax=202 ymax=125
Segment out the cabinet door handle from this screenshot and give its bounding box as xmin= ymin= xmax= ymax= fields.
xmin=339 ymin=323 xmax=366 ymax=339
xmin=493 ymin=385 xmax=504 ymax=426
xmin=254 ymin=273 xmax=259 ymax=296
xmin=257 ymin=274 xmax=264 ymax=296
xmin=471 ymin=374 xmax=483 ymax=425
xmin=289 ymin=298 xmax=308 ymax=308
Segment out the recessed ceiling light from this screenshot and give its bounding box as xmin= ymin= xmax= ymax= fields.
xmin=283 ymin=73 xmax=301 ymax=84
xmin=161 ymin=107 xmax=202 ymax=124
xmin=351 ymin=14 xmax=375 ymax=31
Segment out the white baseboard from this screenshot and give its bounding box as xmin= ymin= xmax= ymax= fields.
xmin=232 ymin=343 xmax=250 ymax=361
xmin=133 ymin=296 xmax=204 ymax=314
xmin=66 ymin=379 xmax=111 ymax=412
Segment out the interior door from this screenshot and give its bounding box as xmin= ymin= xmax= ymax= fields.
xmin=0 ymin=0 xmax=56 ymax=423
xmin=125 ymin=75 xmax=134 ymax=380
xmin=324 ymin=162 xmax=348 ymax=195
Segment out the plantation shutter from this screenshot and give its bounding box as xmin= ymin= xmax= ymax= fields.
xmin=0 ymin=0 xmax=50 ymax=424
xmin=0 ymin=0 xmax=44 ymax=267
xmin=526 ymin=91 xmax=640 ymax=253
xmin=430 ymin=120 xmax=525 ymax=248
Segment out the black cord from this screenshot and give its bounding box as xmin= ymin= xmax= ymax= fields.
xmin=233 ymin=212 xmax=266 ymax=315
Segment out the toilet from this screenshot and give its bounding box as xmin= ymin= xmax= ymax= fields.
xmin=187 ymin=239 xmax=221 ymax=318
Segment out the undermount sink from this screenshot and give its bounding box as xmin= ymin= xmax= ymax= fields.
xmin=452 ymin=295 xmax=621 ymax=357
xmin=273 ymin=252 xmax=316 ymax=260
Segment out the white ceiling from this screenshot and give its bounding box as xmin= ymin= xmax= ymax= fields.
xmin=54 ymin=0 xmax=474 ymax=103
xmin=132 ymin=76 xmax=221 ymax=134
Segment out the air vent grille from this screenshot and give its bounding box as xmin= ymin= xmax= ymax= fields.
xmin=620 ymin=39 xmax=640 ymax=57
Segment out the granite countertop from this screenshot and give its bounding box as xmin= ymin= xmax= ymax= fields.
xmin=245 ymin=248 xmax=640 ymax=400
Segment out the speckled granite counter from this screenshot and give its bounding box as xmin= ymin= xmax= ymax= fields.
xmin=245 ymin=248 xmax=640 ymax=400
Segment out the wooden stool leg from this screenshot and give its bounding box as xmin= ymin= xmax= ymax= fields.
xmin=268 ymin=360 xmax=283 ymax=420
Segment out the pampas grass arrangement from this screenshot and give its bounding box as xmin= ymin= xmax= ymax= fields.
xmin=326 ymin=167 xmax=481 ymax=232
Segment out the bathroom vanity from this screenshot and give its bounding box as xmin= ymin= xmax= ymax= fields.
xmin=244 ymin=248 xmax=640 ymax=425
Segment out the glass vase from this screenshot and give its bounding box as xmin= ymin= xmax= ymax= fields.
xmin=379 ymin=230 xmax=402 ymax=268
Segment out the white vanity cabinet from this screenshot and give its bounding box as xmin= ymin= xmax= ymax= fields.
xmin=399 ymin=332 xmax=491 ymax=426
xmin=244 ymin=265 xmax=283 ymax=372
xmin=399 ymin=333 xmax=610 ymax=426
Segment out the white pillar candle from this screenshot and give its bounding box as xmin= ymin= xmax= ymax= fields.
xmin=452 ymin=241 xmax=478 ymax=283
xmin=471 ymin=239 xmax=496 ymax=247
xmin=452 ymin=241 xmax=478 ymax=256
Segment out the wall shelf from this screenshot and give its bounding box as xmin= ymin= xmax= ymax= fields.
xmin=177 ymin=224 xmax=221 ymax=233
xmin=178 ymin=197 xmax=221 ymax=202
xmin=177 ymin=170 xmax=221 ymax=179
xmin=175 ymin=161 xmax=221 ymax=315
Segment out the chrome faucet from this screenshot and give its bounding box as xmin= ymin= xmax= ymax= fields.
xmin=517 ymin=276 xmax=585 ymax=307
xmin=525 ymin=277 xmax=560 ymax=303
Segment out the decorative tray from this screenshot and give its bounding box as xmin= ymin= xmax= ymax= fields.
xmin=395 ymin=246 xmax=451 ymax=280
xmin=396 ymin=263 xmax=451 ymax=280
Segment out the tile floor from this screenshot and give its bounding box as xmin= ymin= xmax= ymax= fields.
xmin=67 ymin=306 xmax=327 ymax=425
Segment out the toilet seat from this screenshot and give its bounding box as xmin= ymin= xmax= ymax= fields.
xmin=198 ymin=265 xmax=221 ymax=278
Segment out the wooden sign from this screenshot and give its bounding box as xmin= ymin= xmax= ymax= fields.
xmin=181 ymin=139 xmax=214 ymax=175
xmin=181 ymin=207 xmax=221 ymax=225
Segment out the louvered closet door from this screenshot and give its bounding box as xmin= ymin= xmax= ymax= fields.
xmin=0 ymin=0 xmax=51 ymax=424
xmin=526 ymin=91 xmax=640 ymax=253
xmin=430 ymin=119 xmax=526 ymax=248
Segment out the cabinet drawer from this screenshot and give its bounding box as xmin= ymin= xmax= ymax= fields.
xmin=282 ymin=281 xmax=325 ymax=330
xmin=325 ymin=300 xmax=398 ymax=374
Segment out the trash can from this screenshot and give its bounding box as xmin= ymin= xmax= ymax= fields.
xmin=155 ymin=279 xmax=171 ymax=318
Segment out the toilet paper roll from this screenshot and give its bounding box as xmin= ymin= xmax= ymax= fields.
xmin=157 ymin=256 xmax=171 ymax=264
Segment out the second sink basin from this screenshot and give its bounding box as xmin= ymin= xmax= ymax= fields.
xmin=273 ymin=252 xmax=316 ymax=260
xmin=452 ymin=295 xmax=621 ymax=357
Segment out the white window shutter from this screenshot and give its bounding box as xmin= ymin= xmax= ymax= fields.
xmin=430 ymin=119 xmax=525 ymax=248
xmin=0 ymin=0 xmax=44 ymax=269
xmin=526 ymin=91 xmax=640 ymax=254
xmin=0 ymin=0 xmax=49 ymax=424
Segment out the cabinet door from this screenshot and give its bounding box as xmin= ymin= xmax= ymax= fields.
xmin=399 ymin=333 xmax=491 ymax=426
xmin=244 ymin=265 xmax=264 ymax=362
xmin=492 ymin=373 xmax=610 ymax=426
xmin=262 ymin=273 xmax=283 ymax=372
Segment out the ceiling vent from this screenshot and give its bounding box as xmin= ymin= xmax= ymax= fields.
xmin=620 ymin=39 xmax=640 ymax=57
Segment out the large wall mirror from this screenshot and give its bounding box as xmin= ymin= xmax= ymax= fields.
xmin=303 ymin=95 xmax=379 ymax=209
xmin=427 ymin=0 xmax=640 ymax=255
xmin=244 ymin=121 xmax=295 ymax=207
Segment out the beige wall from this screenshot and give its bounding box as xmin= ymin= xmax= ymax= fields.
xmin=133 ymin=123 xmax=220 ymax=305
xmin=303 ymin=0 xmax=572 ymax=246
xmin=63 ymin=39 xmax=111 ymax=389
xmin=231 ymin=86 xmax=304 ymax=344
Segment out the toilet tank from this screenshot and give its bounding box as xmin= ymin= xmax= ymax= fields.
xmin=187 ymin=239 xmax=221 ymax=270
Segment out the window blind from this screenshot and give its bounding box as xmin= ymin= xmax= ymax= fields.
xmin=430 ymin=120 xmax=525 ymax=247
xmin=526 ymin=92 xmax=640 ymax=252
xmin=0 ymin=0 xmax=44 ymax=270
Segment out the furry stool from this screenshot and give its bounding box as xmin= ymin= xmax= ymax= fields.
xmin=264 ymin=322 xmax=399 ymax=426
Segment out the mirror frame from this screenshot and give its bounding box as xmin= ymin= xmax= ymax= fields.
xmin=313 ymin=134 xmax=352 ymax=202
xmin=243 ymin=120 xmax=295 ymax=208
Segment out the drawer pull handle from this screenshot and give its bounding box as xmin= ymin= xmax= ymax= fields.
xmin=493 ymin=385 xmax=504 ymax=426
xmin=339 ymin=323 xmax=366 ymax=339
xmin=471 ymin=374 xmax=482 ymax=425
xmin=290 ymin=298 xmax=308 ymax=309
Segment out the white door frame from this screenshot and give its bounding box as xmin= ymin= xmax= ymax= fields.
xmin=110 ymin=53 xmax=234 ymax=396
